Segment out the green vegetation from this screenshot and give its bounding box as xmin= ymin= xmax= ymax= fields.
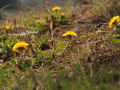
xmin=1 ymin=0 xmax=120 ymax=90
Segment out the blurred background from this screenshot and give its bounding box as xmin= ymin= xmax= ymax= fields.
xmin=0 ymin=0 xmax=91 ymax=19
xmin=0 ymin=0 xmax=91 ymax=10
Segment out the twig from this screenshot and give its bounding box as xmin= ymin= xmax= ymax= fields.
xmin=8 ymin=31 xmax=39 ymax=36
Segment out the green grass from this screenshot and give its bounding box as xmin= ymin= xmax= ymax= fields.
xmin=0 ymin=0 xmax=120 ymax=90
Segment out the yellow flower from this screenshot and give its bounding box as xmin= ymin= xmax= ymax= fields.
xmin=5 ymin=25 xmax=11 ymax=30
xmin=63 ymin=30 xmax=77 ymax=37
xmin=52 ymin=6 xmax=60 ymax=11
xmin=12 ymin=41 xmax=29 ymax=53
xmin=60 ymin=12 xmax=64 ymax=16
xmin=109 ymin=16 xmax=120 ymax=28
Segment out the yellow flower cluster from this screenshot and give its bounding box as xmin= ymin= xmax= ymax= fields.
xmin=60 ymin=12 xmax=65 ymax=16
xmin=12 ymin=41 xmax=29 ymax=53
xmin=52 ymin=6 xmax=60 ymax=11
xmin=109 ymin=16 xmax=120 ymax=28
xmin=5 ymin=25 xmax=11 ymax=30
xmin=63 ymin=30 xmax=77 ymax=37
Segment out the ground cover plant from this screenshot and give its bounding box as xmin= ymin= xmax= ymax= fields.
xmin=1 ymin=0 xmax=120 ymax=90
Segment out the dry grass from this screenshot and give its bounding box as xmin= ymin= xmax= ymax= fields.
xmin=0 ymin=0 xmax=120 ymax=90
